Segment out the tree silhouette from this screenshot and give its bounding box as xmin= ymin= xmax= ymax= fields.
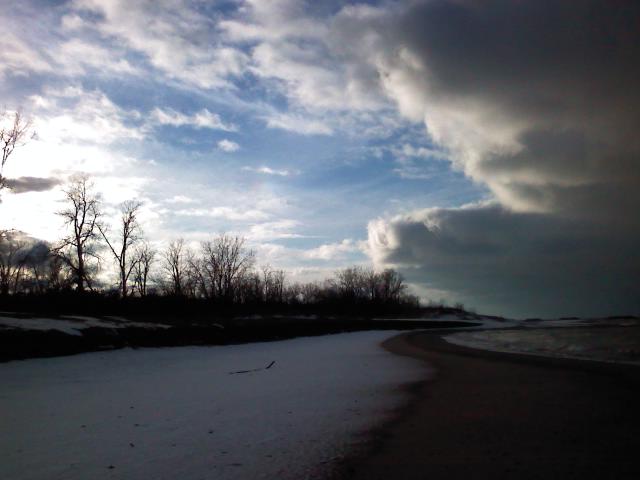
xmin=55 ymin=175 xmax=102 ymax=293
xmin=201 ymin=234 xmax=255 ymax=301
xmin=99 ymin=200 xmax=142 ymax=297
xmin=133 ymin=242 xmax=156 ymax=297
xmin=162 ymin=238 xmax=186 ymax=296
xmin=1 ymin=110 xmax=33 ymax=194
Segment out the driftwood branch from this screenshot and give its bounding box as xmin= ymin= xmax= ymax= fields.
xmin=229 ymin=360 xmax=276 ymax=375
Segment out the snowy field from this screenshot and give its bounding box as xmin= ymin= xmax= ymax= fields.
xmin=0 ymin=331 xmax=426 ymax=480
xmin=445 ymin=324 xmax=640 ymax=365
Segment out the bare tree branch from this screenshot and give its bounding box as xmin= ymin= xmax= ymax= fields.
xmin=54 ymin=175 xmax=102 ymax=293
xmin=133 ymin=242 xmax=156 ymax=296
xmin=1 ymin=110 xmax=34 ymax=192
xmin=98 ymin=200 xmax=142 ymax=297
xmin=162 ymin=239 xmax=186 ymax=296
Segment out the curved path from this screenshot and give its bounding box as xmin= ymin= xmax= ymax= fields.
xmin=335 ymin=330 xmax=640 ymax=480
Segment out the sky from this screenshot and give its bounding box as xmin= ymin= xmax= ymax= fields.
xmin=1 ymin=0 xmax=639 ymax=318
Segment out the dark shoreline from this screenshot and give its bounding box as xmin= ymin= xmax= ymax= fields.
xmin=0 ymin=315 xmax=479 ymax=362
xmin=332 ymin=330 xmax=640 ymax=480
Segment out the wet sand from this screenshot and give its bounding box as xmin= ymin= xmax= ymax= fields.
xmin=335 ymin=330 xmax=640 ymax=479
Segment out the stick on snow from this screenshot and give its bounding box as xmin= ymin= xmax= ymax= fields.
xmin=229 ymin=361 xmax=276 ymax=375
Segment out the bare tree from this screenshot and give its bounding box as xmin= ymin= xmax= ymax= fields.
xmin=197 ymin=240 xmax=219 ymax=299
xmin=55 ymin=175 xmax=102 ymax=292
xmin=378 ymin=268 xmax=406 ymax=302
xmin=363 ymin=267 xmax=379 ymax=302
xmin=333 ymin=266 xmax=407 ymax=303
xmin=336 ymin=266 xmax=368 ymax=300
xmin=133 ymin=243 xmax=156 ymax=297
xmin=200 ymin=234 xmax=254 ymax=301
xmin=47 ymin=252 xmax=73 ymax=291
xmin=283 ymin=282 xmax=303 ymax=304
xmin=162 ymin=239 xmax=186 ymax=295
xmin=20 ymin=240 xmax=50 ymax=294
xmin=245 ymin=270 xmax=263 ymax=303
xmin=99 ymin=200 xmax=142 ymax=297
xmin=294 ymin=281 xmax=321 ymax=304
xmin=262 ymin=264 xmax=286 ymax=303
xmin=1 ymin=110 xmax=33 ymax=192
xmin=182 ymin=248 xmax=200 ymax=298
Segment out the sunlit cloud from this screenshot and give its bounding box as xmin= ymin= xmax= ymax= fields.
xmin=242 ymin=166 xmax=293 ymax=177
xmin=151 ymin=108 xmax=236 ymax=132
xmin=264 ymin=112 xmax=333 ymax=136
xmin=303 ymin=239 xmax=363 ymax=261
xmin=175 ymin=207 xmax=269 ymax=222
xmin=217 ymin=139 xmax=240 ymax=152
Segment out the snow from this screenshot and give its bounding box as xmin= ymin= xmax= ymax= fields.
xmin=0 ymin=331 xmax=427 ymax=480
xmin=60 ymin=315 xmax=171 ymax=330
xmin=0 ymin=315 xmax=170 ymax=335
xmin=0 ymin=316 xmax=85 ymax=336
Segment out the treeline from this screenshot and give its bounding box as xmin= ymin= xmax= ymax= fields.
xmin=1 ymin=176 xmax=419 ymax=315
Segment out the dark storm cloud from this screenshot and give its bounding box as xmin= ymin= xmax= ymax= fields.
xmin=5 ymin=176 xmax=60 ymax=193
xmin=358 ymin=0 xmax=640 ymax=316
xmin=376 ymin=0 xmax=640 ymax=216
xmin=0 ymin=230 xmax=50 ymax=265
xmin=369 ymin=205 xmax=640 ymax=318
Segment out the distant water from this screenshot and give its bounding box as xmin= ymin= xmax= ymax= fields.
xmin=0 ymin=331 xmax=426 ymax=480
xmin=445 ymin=325 xmax=640 ymax=365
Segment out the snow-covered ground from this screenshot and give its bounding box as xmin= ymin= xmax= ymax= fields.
xmin=0 ymin=314 xmax=170 ymax=335
xmin=445 ymin=322 xmax=640 ymax=365
xmin=0 ymin=331 xmax=426 ymax=480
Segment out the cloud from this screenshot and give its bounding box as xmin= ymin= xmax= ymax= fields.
xmin=217 ymin=139 xmax=240 ymax=152
xmin=250 ymin=239 xmax=367 ymax=278
xmin=0 ymin=31 xmax=52 ymax=78
xmin=29 ymin=86 xmax=144 ymax=145
xmin=247 ymin=220 xmax=303 ymax=241
xmin=339 ymin=0 xmax=640 ymax=220
xmin=221 ymin=1 xmax=384 ymax=112
xmin=264 ymin=112 xmax=333 ymax=136
xmin=4 ymin=176 xmax=60 ymax=193
xmin=348 ymin=0 xmax=640 ymax=316
xmin=396 ymin=144 xmax=448 ymax=161
xmin=386 ymin=142 xmax=451 ymax=180
xmin=67 ymin=0 xmax=249 ymax=90
xmin=242 ymin=166 xmax=292 ymax=177
xmin=175 ymin=206 xmax=269 ymax=222
xmin=368 ymin=204 xmax=640 ymax=318
xmin=56 ymin=39 xmax=139 ymax=76
xmin=53 ymin=0 xmax=405 ymax=141
xmin=151 ymin=108 xmax=236 ymax=132
xmin=165 ymin=195 xmax=194 ymax=204
xmin=0 ymin=86 xmax=146 ymax=187
xmin=303 ymin=239 xmax=362 ymax=261
xmin=0 ymin=230 xmax=50 ymax=265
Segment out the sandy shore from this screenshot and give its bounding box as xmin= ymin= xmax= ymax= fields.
xmin=333 ymin=330 xmax=640 ymax=479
